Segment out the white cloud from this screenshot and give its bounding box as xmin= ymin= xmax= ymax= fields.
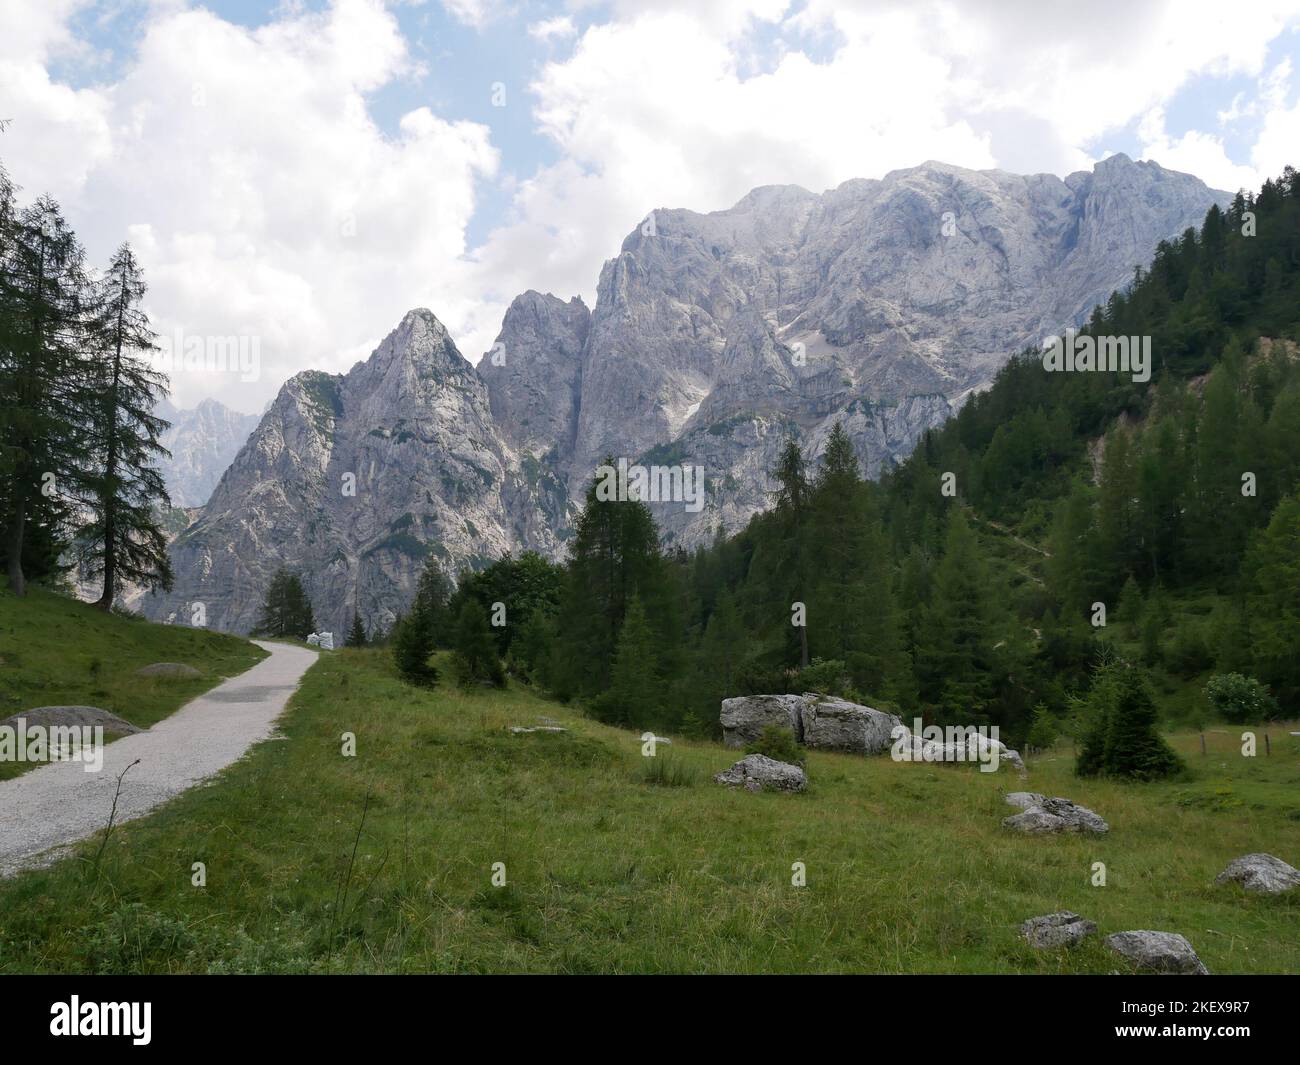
xmin=1 ymin=0 xmax=497 ymax=413
xmin=528 ymin=15 xmax=576 ymax=42
xmin=4 ymin=0 xmax=1298 ymax=411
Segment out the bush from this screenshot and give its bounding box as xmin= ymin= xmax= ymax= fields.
xmin=744 ymin=724 xmax=804 ymax=766
xmin=796 ymin=658 xmax=852 ymax=698
xmin=1204 ymin=673 xmax=1278 ymax=723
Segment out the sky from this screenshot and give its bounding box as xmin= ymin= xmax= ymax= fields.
xmin=2 ymin=0 xmax=1299 ymax=413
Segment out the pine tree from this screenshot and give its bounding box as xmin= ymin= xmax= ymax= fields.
xmin=255 ymin=570 xmax=316 ymax=638
xmin=346 ymin=611 xmax=367 ymax=647
xmin=0 ymin=196 xmax=93 ymax=596
xmin=604 ymin=595 xmax=660 ymax=727
xmin=771 ymin=435 xmax=812 ymax=668
xmin=1245 ymin=493 xmax=1300 ymax=708
xmin=392 ymin=606 xmax=438 ymax=686
xmin=78 ymin=244 xmax=172 ymax=608
xmin=915 ymin=509 xmax=1002 ymax=723
xmin=451 ymin=598 xmax=504 ymax=687
xmin=1078 ymin=658 xmax=1181 ymax=780
xmin=553 ymin=460 xmax=667 ymax=697
xmin=414 ymin=557 xmax=452 ymax=645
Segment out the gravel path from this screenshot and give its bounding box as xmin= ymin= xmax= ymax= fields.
xmin=0 ymin=640 xmax=317 ymax=877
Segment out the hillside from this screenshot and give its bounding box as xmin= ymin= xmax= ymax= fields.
xmin=0 ymin=581 xmax=266 ymax=780
xmin=0 ymin=647 xmax=1294 ymax=974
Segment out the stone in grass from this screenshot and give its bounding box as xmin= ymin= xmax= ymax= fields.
xmin=0 ymin=706 xmax=141 ymax=734
xmin=1021 ymin=911 xmax=1098 ymax=949
xmin=1105 ymin=931 xmax=1209 ymax=975
xmin=1002 ymin=794 xmax=1109 ymax=835
xmin=509 ymin=726 xmax=567 ymax=734
xmin=714 ymin=754 xmax=807 ymax=794
xmin=1214 ymin=853 xmax=1300 ymax=895
xmin=137 ymin=662 xmax=202 ymax=679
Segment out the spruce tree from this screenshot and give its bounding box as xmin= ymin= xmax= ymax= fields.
xmin=346 ymin=611 xmax=367 ymax=647
xmin=771 ymin=435 xmax=812 ymax=668
xmin=451 ymin=598 xmax=504 ymax=687
xmin=255 ymin=569 xmax=316 ymax=638
xmin=604 ymin=595 xmax=660 ymax=727
xmin=0 ymin=196 xmax=92 ymax=596
xmin=414 ymin=557 xmax=452 ymax=645
xmin=392 ymin=606 xmax=437 ymax=686
xmin=79 ymin=244 xmax=173 ymax=608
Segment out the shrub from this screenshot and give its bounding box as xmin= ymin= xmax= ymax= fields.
xmin=796 ymin=658 xmax=852 ymax=698
xmin=1204 ymin=673 xmax=1278 ymax=724
xmin=744 ymin=724 xmax=804 ymax=766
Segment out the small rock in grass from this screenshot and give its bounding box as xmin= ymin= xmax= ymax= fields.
xmin=714 ymin=753 xmax=807 ymax=793
xmin=1002 ymin=795 xmax=1108 ymax=835
xmin=1214 ymin=853 xmax=1300 ymax=895
xmin=509 ymin=725 xmax=567 ymax=734
xmin=1105 ymin=931 xmax=1209 ymax=975
xmin=1021 ymin=911 xmax=1098 ymax=949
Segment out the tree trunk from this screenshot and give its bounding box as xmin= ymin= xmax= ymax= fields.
xmin=94 ymin=275 xmax=126 ymax=611
xmin=5 ymin=494 xmax=26 ymax=596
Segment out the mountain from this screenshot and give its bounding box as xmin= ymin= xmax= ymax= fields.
xmin=144 ymin=310 xmax=568 ymax=635
xmin=147 ymin=155 xmax=1228 ymax=634
xmin=553 ymin=154 xmax=1228 ymax=542
xmin=155 ymin=397 xmax=260 ymax=507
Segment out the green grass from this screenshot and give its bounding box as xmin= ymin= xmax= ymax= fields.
xmin=1 ymin=645 xmax=1296 ymax=974
xmin=0 ymin=582 xmax=266 ymax=779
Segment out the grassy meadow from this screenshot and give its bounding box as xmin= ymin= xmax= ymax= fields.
xmin=1 ymin=642 xmax=1296 ymax=974
xmin=0 ymin=582 xmax=266 ymax=780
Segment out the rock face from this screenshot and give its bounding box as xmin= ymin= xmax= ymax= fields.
xmin=155 ymin=397 xmax=261 ymax=508
xmin=144 ymin=310 xmax=571 ymax=636
xmin=714 ymin=754 xmax=808 ymax=793
xmin=720 ymin=695 xmax=809 ymax=747
xmin=1021 ymin=912 xmax=1098 ymax=949
xmin=800 ymin=696 xmax=900 ymax=754
xmin=571 ymin=156 xmax=1227 ymax=547
xmin=719 ymin=693 xmax=899 ymax=754
xmin=151 ymin=158 xmax=1226 ymax=633
xmin=1105 ymin=931 xmax=1209 ymax=975
xmin=1002 ymin=794 xmax=1109 ymax=834
xmin=1214 ymin=853 xmax=1300 ymax=895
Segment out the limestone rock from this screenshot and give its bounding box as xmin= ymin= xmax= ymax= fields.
xmin=1214 ymin=853 xmax=1300 ymax=895
xmin=800 ymin=696 xmax=900 ymax=754
xmin=0 ymin=706 xmax=141 ymax=734
xmin=1002 ymin=795 xmax=1109 ymax=835
xmin=1105 ymin=931 xmax=1209 ymax=975
xmin=1021 ymin=911 xmax=1097 ymax=949
xmin=720 ymin=694 xmax=806 ymax=748
xmin=714 ymin=754 xmax=807 ymax=793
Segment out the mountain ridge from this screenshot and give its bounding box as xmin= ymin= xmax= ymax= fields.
xmin=145 ymin=156 xmax=1230 ymax=634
